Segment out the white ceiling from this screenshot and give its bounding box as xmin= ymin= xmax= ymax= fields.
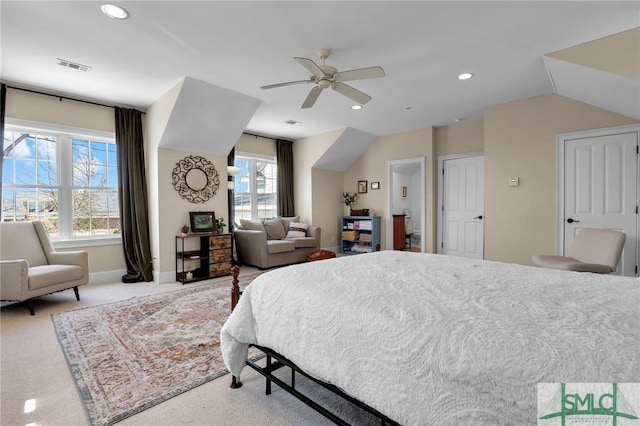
xmin=1 ymin=1 xmax=639 ymax=142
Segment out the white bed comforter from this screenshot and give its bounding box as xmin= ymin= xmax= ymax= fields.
xmin=220 ymin=251 xmax=639 ymax=425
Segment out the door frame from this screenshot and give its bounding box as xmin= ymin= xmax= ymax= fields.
xmin=385 ymin=157 xmax=426 ymax=252
xmin=437 ymin=151 xmax=484 ymax=255
xmin=556 ymin=124 xmax=640 ymax=273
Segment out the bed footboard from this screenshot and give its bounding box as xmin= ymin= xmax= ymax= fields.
xmin=229 ymin=265 xmax=243 ymax=389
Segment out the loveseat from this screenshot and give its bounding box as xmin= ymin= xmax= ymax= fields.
xmin=0 ymin=221 xmax=89 ymax=315
xmin=234 ymin=216 xmax=321 ymax=269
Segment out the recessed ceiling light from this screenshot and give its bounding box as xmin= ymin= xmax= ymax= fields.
xmin=351 ymin=105 xmax=362 ymax=110
xmin=101 ymin=4 xmax=129 ymax=19
xmin=457 ymin=73 xmax=473 ymax=80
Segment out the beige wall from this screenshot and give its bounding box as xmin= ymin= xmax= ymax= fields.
xmin=294 ymin=128 xmax=347 ymax=247
xmin=435 ymin=118 xmax=484 ymax=157
xmin=484 ymin=94 xmax=638 ymax=265
xmin=236 ymin=133 xmax=276 ymax=157
xmin=144 ymin=82 xmax=182 ymax=281
xmin=344 ymin=127 xmax=436 ymax=251
xmin=3 ymin=88 xmax=126 ymax=277
xmin=155 ymin=148 xmax=228 ymax=280
xmin=311 ymin=168 xmax=344 ymax=248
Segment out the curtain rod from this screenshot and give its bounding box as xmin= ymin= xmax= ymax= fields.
xmin=242 ymin=131 xmax=293 ymax=143
xmin=5 ymin=84 xmax=143 ymax=112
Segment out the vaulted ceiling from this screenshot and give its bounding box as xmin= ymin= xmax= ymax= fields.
xmin=1 ymin=1 xmax=638 ymax=156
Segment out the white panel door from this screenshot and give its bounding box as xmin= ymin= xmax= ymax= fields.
xmin=443 ymin=155 xmax=484 ymax=259
xmin=564 ymin=132 xmax=638 ymax=276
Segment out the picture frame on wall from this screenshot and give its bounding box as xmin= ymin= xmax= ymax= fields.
xmin=402 ymin=186 xmax=408 ymax=198
xmin=358 ymin=180 xmax=368 ymax=194
xmin=371 ymin=181 xmax=380 ymax=190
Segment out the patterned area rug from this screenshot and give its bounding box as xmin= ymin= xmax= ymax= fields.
xmin=52 ymin=274 xmax=261 ymax=426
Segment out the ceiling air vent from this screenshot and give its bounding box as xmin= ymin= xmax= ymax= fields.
xmin=57 ymin=58 xmax=92 ymax=72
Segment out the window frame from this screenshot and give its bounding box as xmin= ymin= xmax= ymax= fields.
xmin=3 ymin=118 xmax=121 ymax=247
xmin=233 ymin=152 xmax=278 ymax=222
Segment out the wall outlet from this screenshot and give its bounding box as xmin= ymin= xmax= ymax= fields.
xmin=331 ymin=235 xmax=335 ymax=242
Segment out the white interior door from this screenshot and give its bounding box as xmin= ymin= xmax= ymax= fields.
xmin=442 ymin=155 xmax=484 ymax=259
xmin=564 ymin=131 xmax=638 ymax=276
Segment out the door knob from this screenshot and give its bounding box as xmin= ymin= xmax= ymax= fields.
xmin=474 ymin=215 xmax=483 ymax=220
xmin=567 ymin=218 xmax=580 ymax=223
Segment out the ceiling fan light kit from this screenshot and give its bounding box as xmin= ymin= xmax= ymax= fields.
xmin=261 ymin=48 xmax=386 ymax=109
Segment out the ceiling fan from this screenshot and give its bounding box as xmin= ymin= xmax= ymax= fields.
xmin=260 ymin=48 xmax=386 ymax=109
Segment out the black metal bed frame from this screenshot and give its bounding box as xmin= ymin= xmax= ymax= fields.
xmin=243 ymin=345 xmax=400 ymax=426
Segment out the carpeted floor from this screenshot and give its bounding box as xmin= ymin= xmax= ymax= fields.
xmin=52 ymin=274 xmax=261 ymax=426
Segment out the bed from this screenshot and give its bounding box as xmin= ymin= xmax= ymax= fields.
xmin=220 ymin=250 xmax=639 ymax=425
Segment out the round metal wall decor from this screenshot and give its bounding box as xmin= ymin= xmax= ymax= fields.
xmin=172 ymin=155 xmax=220 ymax=203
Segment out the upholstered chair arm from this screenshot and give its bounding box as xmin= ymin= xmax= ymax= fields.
xmin=307 ymin=227 xmax=322 ymax=249
xmin=234 ymin=230 xmax=268 ymax=266
xmin=0 ymin=259 xmax=29 ymax=300
xmin=46 ymin=250 xmax=88 ymax=266
xmin=47 ymin=251 xmax=89 ymax=283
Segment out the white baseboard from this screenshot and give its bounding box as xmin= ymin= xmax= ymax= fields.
xmin=89 ymin=269 xmax=127 ymax=284
xmin=156 ymin=270 xmax=178 ymax=284
xmin=88 ymin=269 xmax=178 ymax=284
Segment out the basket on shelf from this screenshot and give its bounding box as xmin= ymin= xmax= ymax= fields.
xmin=350 ymin=208 xmax=369 ymax=216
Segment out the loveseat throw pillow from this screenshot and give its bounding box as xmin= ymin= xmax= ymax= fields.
xmin=264 ymin=218 xmax=287 ymax=240
xmin=286 ymin=222 xmax=309 ymax=238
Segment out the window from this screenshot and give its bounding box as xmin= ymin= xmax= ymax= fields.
xmin=232 ymin=155 xmax=277 ymax=222
xmin=2 ymin=122 xmax=120 ymax=240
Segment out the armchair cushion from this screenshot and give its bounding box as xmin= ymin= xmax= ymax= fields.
xmin=29 ymin=264 xmax=85 ymax=290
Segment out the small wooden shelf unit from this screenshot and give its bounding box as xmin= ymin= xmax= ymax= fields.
xmin=175 ymin=233 xmax=232 ymax=284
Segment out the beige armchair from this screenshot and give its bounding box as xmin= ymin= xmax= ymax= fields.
xmin=0 ymin=221 xmax=89 ymax=315
xmin=532 ymin=228 xmax=626 ymax=274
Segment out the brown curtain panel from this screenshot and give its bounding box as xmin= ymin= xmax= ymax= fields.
xmin=0 ymin=84 xmax=6 ymax=210
xmin=115 ymin=107 xmax=153 ymax=282
xmin=276 ymin=139 xmax=294 ymax=217
xmin=227 ymin=147 xmax=235 ymax=229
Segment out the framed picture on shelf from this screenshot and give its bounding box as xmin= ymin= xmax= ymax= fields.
xmin=371 ymin=181 xmax=380 ymax=190
xmin=358 ymin=180 xmax=368 ymax=194
xmin=189 ymin=211 xmax=216 ymax=233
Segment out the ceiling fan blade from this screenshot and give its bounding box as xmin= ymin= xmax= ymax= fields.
xmin=294 ymin=57 xmax=325 ymax=78
xmin=335 ymin=66 xmax=386 ymax=82
xmin=332 ymin=82 xmax=372 ymax=105
xmin=301 ymin=86 xmax=323 ymax=109
xmin=260 ymin=80 xmax=312 ymax=90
